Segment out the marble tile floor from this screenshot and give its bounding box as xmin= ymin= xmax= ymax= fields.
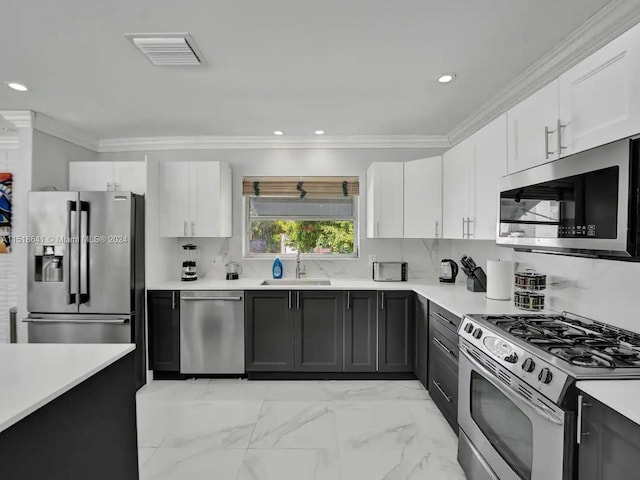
xmin=136 ymin=379 xmax=467 ymax=480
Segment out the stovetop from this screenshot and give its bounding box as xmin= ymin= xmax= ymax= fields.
xmin=459 ymin=313 xmax=640 ymax=406
xmin=483 ymin=314 xmax=640 ymax=369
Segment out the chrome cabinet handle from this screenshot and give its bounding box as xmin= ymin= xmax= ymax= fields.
xmin=433 ymin=381 xmax=452 ymax=403
xmin=462 ymin=217 xmax=465 ymax=238
xmin=466 ymin=217 xmax=474 ymax=238
xmin=183 ymin=221 xmax=188 ymax=236
xmin=433 ymin=337 xmax=456 ymax=359
xmin=296 ymin=291 xmax=300 ymax=309
xmin=346 ymin=291 xmax=351 ymax=310
xmin=191 ymin=221 xmax=195 ymax=236
xmin=288 ymin=291 xmax=292 ymax=309
xmin=577 ymin=394 xmax=592 ymax=444
xmin=433 ymin=312 xmax=456 ymax=327
xmin=380 ymin=292 xmax=385 ymax=310
xmin=435 ymin=220 xmax=439 ymax=238
xmin=171 ymin=291 xmax=176 ymax=309
xmin=544 ymin=126 xmax=556 ymax=159
xmin=557 ymin=119 xmax=567 ymax=155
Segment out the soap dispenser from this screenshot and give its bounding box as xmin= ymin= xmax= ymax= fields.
xmin=272 ymin=256 xmax=283 ymax=279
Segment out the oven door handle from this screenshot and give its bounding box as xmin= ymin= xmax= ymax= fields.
xmin=460 ymin=349 xmax=564 ymax=425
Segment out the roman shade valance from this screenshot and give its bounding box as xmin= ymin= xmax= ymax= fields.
xmin=242 ymin=176 xmax=359 ymax=198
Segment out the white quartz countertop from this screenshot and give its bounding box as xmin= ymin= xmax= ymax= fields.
xmin=577 ymin=380 xmax=640 ymax=426
xmin=148 ymin=278 xmax=543 ymax=318
xmin=0 ymin=344 xmax=135 ymax=433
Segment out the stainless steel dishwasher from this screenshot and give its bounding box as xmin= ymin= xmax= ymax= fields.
xmin=180 ymin=291 xmax=245 ymax=374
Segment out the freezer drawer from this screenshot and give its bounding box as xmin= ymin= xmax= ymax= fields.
xmin=25 ymin=314 xmax=132 ymax=343
xmin=180 ymin=291 xmax=245 ymax=374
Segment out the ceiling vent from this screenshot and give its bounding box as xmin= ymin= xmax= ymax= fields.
xmin=124 ymin=33 xmax=204 ymax=66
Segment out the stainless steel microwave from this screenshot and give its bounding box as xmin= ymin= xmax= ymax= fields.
xmin=497 ymin=137 xmax=640 ymax=259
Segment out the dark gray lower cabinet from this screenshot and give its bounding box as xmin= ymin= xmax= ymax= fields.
xmin=414 ymin=295 xmax=429 ymax=388
xmin=245 ymin=290 xmax=295 ymax=371
xmin=578 ymin=393 xmax=640 ymax=480
xmin=148 ymin=290 xmax=180 ymax=372
xmin=344 ymin=290 xmax=377 ymax=372
xmin=295 ymin=291 xmax=344 ymax=371
xmin=378 ymin=291 xmax=415 ymax=373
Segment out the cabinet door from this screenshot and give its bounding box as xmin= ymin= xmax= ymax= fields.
xmin=147 ymin=290 xmax=180 ymax=372
xmin=245 ymin=291 xmax=295 ymax=371
xmin=559 ymin=23 xmax=640 ymax=157
xmin=578 ymin=393 xmax=640 ymax=480
xmin=471 ymin=114 xmax=508 ymax=240
xmin=189 ymin=161 xmax=221 ymax=237
xmin=507 ymin=80 xmax=560 ymax=174
xmin=414 ymin=295 xmax=429 ymax=388
xmin=404 ymin=156 xmax=442 ymax=238
xmin=294 ymin=291 xmax=344 ymax=372
xmin=344 ymin=291 xmax=377 ymax=372
xmin=366 ymin=162 xmax=404 ymax=238
xmin=442 ymin=140 xmax=472 ymax=239
xmin=377 ymin=291 xmax=415 ymax=372
xmin=159 ymin=161 xmax=190 ymax=237
xmin=113 ymin=161 xmax=146 ymax=194
xmin=69 ymin=162 xmax=114 ymax=191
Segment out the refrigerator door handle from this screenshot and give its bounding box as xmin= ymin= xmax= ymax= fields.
xmin=67 ymin=200 xmax=78 ymax=305
xmin=78 ymin=201 xmax=90 ymax=304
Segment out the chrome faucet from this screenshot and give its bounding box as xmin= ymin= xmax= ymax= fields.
xmin=295 ymin=247 xmax=306 ymax=279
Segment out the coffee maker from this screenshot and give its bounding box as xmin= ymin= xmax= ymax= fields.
xmin=181 ymin=244 xmax=198 ymax=281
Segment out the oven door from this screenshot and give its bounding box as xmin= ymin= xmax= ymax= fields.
xmin=458 ymin=349 xmax=568 ymax=480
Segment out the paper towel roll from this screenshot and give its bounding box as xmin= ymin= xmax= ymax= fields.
xmin=486 ymin=260 xmax=514 ymax=301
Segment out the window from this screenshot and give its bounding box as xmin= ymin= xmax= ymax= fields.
xmin=243 ymin=177 xmax=359 ymax=258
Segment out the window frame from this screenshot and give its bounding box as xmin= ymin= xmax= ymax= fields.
xmin=242 ymin=196 xmax=360 ymax=260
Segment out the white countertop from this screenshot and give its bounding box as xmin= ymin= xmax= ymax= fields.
xmin=148 ymin=277 xmax=544 ymax=318
xmin=0 ymin=344 xmax=135 ymax=433
xmin=577 ymin=380 xmax=640 ymax=426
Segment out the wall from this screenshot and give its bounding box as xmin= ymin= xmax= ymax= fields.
xmin=99 ymin=148 xmax=447 ymax=284
xmin=31 ymin=130 xmax=97 ymax=191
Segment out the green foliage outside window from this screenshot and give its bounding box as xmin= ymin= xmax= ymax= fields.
xmin=249 ymin=220 xmax=354 ymax=255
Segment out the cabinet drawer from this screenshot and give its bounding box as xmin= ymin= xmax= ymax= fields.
xmin=430 ymin=320 xmax=459 ymax=363
xmin=429 ymin=302 xmax=461 ymax=333
xmin=429 ymin=346 xmax=459 ymax=432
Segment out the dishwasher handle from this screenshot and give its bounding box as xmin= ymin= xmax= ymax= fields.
xmin=180 ymin=296 xmax=243 ymax=301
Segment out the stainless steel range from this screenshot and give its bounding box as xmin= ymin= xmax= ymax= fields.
xmin=456 ymin=312 xmax=640 ymax=480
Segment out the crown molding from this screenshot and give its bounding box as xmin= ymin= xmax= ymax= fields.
xmin=97 ymin=134 xmax=451 ymax=152
xmin=32 ymin=113 xmax=99 ymax=151
xmin=0 ymin=136 xmax=19 ymax=149
xmin=448 ymin=0 xmax=640 ymax=145
xmin=0 ymin=110 xmax=34 ymax=128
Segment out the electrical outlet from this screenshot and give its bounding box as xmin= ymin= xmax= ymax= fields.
xmin=212 ymin=255 xmax=224 ymax=266
xmin=368 ymin=254 xmax=377 ymax=266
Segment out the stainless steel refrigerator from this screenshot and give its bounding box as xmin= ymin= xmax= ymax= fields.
xmin=26 ymin=191 xmax=146 ymax=389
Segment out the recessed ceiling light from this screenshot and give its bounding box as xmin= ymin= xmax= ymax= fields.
xmin=273 ymin=130 xmax=284 ymax=136
xmin=437 ymin=73 xmax=456 ymax=84
xmin=5 ymin=82 xmax=29 ymax=92
xmin=314 ymin=130 xmax=325 ymax=135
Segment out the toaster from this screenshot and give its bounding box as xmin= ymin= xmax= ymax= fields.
xmin=372 ymin=262 xmax=408 ymax=282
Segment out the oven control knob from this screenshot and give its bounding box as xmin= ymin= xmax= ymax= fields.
xmin=538 ymin=368 xmax=553 ymax=384
xmin=472 ymin=328 xmax=483 ymax=339
xmin=464 ymin=323 xmax=474 ymax=334
xmin=522 ymin=358 xmax=536 ymax=373
xmin=504 ymin=353 xmax=519 ymax=364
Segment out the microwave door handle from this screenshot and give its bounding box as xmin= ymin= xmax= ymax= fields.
xmin=79 ymin=201 xmax=90 ymax=304
xmin=66 ymin=200 xmax=78 ymax=305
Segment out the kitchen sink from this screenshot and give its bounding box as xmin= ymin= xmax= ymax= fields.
xmin=260 ymin=279 xmax=331 ymax=286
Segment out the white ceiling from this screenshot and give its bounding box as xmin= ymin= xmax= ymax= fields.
xmin=0 ymin=0 xmax=611 ymax=139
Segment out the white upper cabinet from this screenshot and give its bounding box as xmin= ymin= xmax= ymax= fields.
xmin=69 ymin=161 xmax=146 ymax=194
xmin=442 ymin=114 xmax=507 ymax=240
xmin=559 ymin=23 xmax=640 ymax=157
xmin=442 ymin=139 xmax=473 ymax=239
xmin=472 ymin=114 xmax=508 ymax=240
xmin=507 ymin=80 xmax=559 ymax=174
xmin=404 ymin=156 xmax=442 ymax=238
xmin=159 ymin=161 xmax=232 ymax=238
xmin=366 ymin=162 xmax=404 ymax=238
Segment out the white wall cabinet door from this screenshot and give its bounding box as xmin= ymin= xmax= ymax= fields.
xmin=159 ymin=161 xmax=191 ymax=237
xmin=113 ymin=162 xmax=146 ymax=194
xmin=69 ymin=162 xmax=114 ymax=191
xmin=442 ymin=140 xmax=473 ymax=239
xmin=366 ymin=162 xmax=404 ymax=238
xmin=507 ymin=80 xmax=559 ymax=174
xmin=559 ymin=22 xmax=640 ymax=157
xmin=472 ymin=114 xmax=508 ymax=240
xmin=404 ymin=156 xmax=442 ymax=238
xmin=189 ymin=162 xmax=222 ymax=237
